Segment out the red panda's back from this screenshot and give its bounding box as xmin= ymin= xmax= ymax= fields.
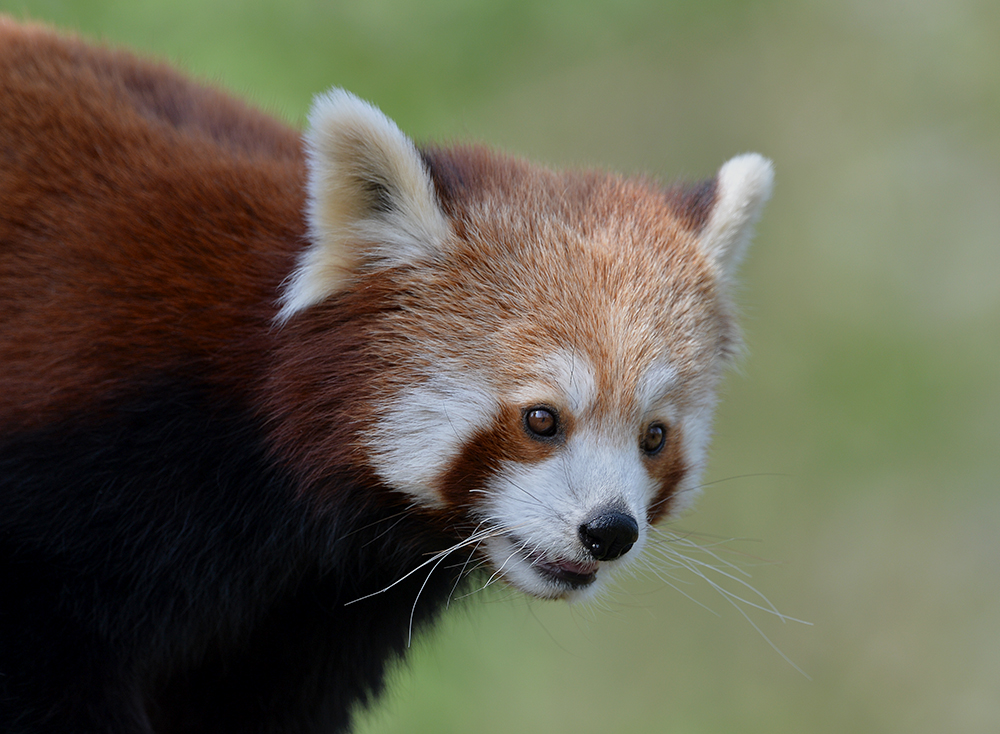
xmin=0 ymin=18 xmax=306 ymax=429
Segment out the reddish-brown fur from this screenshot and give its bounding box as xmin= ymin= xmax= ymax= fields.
xmin=0 ymin=17 xmax=767 ymax=733
xmin=0 ymin=21 xmax=722 ymax=508
xmin=0 ymin=15 xmax=731 ymax=465
xmin=0 ymin=18 xmax=302 ymax=431
xmin=399 ymin=148 xmax=728 ymax=518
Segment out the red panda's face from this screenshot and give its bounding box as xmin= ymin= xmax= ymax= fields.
xmin=357 ymin=219 xmax=730 ymax=600
xmin=277 ymin=90 xmax=772 ymax=601
xmin=468 ymin=350 xmax=695 ymax=600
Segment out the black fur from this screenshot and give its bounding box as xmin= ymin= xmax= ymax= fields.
xmin=0 ymin=382 xmax=463 ymax=733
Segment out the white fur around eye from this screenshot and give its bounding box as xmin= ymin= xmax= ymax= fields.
xmin=508 ymin=350 xmax=597 ymax=415
xmin=637 ymin=360 xmax=679 ymax=417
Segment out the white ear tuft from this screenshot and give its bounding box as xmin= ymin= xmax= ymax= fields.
xmin=699 ymin=153 xmax=773 ymax=278
xmin=276 ymin=89 xmax=451 ymax=324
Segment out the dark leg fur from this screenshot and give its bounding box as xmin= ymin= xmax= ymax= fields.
xmin=0 ymin=383 xmax=462 ymax=733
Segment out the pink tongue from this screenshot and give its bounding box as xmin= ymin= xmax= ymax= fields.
xmin=557 ymin=559 xmax=598 ymax=576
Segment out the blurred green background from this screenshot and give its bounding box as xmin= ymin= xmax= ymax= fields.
xmin=5 ymin=1 xmax=997 ymax=731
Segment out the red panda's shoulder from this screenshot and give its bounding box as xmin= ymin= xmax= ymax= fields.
xmin=0 ymin=17 xmax=305 ymax=429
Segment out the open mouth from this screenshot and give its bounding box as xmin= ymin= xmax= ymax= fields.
xmin=524 ymin=549 xmax=599 ymax=588
xmin=483 ymin=533 xmax=602 ymax=598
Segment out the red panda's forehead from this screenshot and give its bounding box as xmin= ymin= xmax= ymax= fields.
xmin=467 ymin=223 xmax=717 ymax=390
xmin=380 ymin=175 xmax=729 ymax=417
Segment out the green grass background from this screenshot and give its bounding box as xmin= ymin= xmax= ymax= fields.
xmin=4 ymin=1 xmax=998 ymax=731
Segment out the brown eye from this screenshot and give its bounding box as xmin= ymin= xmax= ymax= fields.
xmin=524 ymin=407 xmax=558 ymax=438
xmin=642 ymin=423 xmax=667 ymax=455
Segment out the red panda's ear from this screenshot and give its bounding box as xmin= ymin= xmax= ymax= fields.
xmin=276 ymin=89 xmax=451 ymax=324
xmin=697 ymin=153 xmax=774 ymax=280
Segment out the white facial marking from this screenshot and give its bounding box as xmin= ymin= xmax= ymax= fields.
xmin=637 ymin=360 xmax=679 ymax=417
xmin=370 ymin=370 xmax=498 ymax=507
xmin=475 ymin=352 xmax=734 ymax=599
xmin=509 ymin=349 xmax=597 ymax=415
xmin=481 ymin=425 xmax=657 ymax=601
xmin=670 ymin=399 xmax=717 ymax=513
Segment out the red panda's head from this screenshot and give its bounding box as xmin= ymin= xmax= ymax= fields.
xmin=275 ymin=90 xmax=773 ymax=601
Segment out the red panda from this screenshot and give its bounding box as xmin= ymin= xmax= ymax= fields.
xmin=0 ymin=16 xmax=773 ymax=734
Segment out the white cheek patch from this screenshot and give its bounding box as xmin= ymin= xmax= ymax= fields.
xmin=369 ymin=370 xmax=498 ymax=507
xmin=670 ymin=398 xmax=718 ymax=513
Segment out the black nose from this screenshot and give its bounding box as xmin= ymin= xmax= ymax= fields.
xmin=579 ymin=510 xmax=639 ymax=561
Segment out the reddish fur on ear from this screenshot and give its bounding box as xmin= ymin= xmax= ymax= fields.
xmin=664 ymin=177 xmax=719 ymax=233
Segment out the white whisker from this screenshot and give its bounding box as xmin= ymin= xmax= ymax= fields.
xmin=635 ymin=527 xmax=811 ymax=677
xmin=446 ymin=524 xmax=488 ymax=608
xmin=483 ymin=548 xmax=521 ymax=589
xmin=407 ymin=551 xmax=453 ymax=647
xmin=345 ymin=526 xmax=503 ymax=606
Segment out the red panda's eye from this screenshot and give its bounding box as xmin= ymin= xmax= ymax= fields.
xmin=642 ymin=423 xmax=667 ymax=455
xmin=524 ymin=407 xmax=558 ymax=438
